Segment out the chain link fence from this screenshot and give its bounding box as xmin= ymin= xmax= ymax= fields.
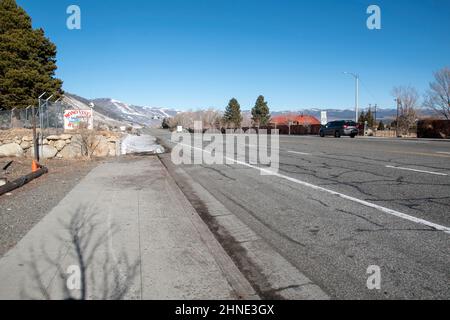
xmin=0 ymin=101 xmax=69 ymax=135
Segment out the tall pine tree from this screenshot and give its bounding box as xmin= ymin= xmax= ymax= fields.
xmin=358 ymin=109 xmax=375 ymax=127
xmin=251 ymin=95 xmax=270 ymax=126
xmin=223 ymin=98 xmax=243 ymax=128
xmin=0 ymin=0 xmax=62 ymax=109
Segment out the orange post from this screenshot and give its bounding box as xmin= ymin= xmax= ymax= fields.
xmin=31 ymin=160 xmax=40 ymax=172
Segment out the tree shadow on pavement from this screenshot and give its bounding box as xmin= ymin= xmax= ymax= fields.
xmin=20 ymin=206 xmax=140 ymax=300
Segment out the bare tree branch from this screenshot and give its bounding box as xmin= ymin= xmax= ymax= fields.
xmin=392 ymin=86 xmax=420 ymax=135
xmin=424 ymin=67 xmax=450 ymax=120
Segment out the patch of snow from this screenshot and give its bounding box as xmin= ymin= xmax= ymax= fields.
xmin=121 ymin=134 xmax=165 ymax=155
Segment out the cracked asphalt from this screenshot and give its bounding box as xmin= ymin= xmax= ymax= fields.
xmin=151 ymin=129 xmax=450 ymax=299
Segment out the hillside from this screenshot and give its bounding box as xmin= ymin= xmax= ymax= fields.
xmin=64 ymin=93 xmax=178 ymax=128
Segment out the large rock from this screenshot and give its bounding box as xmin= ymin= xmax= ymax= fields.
xmin=20 ymin=141 xmax=31 ymax=150
xmin=92 ymin=135 xmax=109 ymax=157
xmin=54 ymin=140 xmax=66 ymax=151
xmin=0 ymin=143 xmax=24 ymax=157
xmin=59 ymin=140 xmax=83 ymax=159
xmin=46 ymin=135 xmax=60 ymax=141
xmin=29 ymin=145 xmax=58 ymax=159
xmin=43 ymin=145 xmax=58 ymax=158
xmin=22 ymin=136 xmax=33 ymax=142
xmin=107 ymin=136 xmax=120 ymax=143
xmin=46 ymin=134 xmax=72 ymax=141
xmin=59 ymin=134 xmax=72 ymax=140
xmin=108 ymin=142 xmax=117 ymax=157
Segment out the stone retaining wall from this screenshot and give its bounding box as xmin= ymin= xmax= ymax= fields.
xmin=0 ymin=130 xmax=121 ymax=159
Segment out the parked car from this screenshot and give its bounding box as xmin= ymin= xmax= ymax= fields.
xmin=319 ymin=120 xmax=358 ymax=138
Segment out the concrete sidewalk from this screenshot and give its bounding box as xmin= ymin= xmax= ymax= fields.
xmin=0 ymin=156 xmax=257 ymax=300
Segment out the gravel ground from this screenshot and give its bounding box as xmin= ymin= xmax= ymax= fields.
xmin=0 ymin=158 xmax=101 ymax=257
xmin=1 ymin=158 xmax=36 ymax=181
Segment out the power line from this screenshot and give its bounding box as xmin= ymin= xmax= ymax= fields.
xmin=359 ymin=78 xmax=379 ymax=105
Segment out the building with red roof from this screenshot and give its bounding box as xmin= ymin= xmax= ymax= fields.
xmin=270 ymin=114 xmax=321 ymax=126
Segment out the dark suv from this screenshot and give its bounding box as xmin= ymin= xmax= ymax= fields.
xmin=319 ymin=120 xmax=358 ymax=138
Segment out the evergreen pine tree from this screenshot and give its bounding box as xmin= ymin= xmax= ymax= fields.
xmin=358 ymin=109 xmax=375 ymax=127
xmin=366 ymin=108 xmax=375 ymax=127
xmin=223 ymin=98 xmax=243 ymax=128
xmin=358 ymin=111 xmax=366 ymax=124
xmin=161 ymin=117 xmax=170 ymax=129
xmin=251 ymin=95 xmax=271 ymax=126
xmin=377 ymin=121 xmax=385 ymax=131
xmin=0 ymin=0 xmax=63 ymax=109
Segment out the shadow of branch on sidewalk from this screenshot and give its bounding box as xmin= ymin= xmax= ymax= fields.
xmin=20 ymin=206 xmax=140 ymax=300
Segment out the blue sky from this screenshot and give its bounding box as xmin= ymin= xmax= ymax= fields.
xmin=17 ymin=0 xmax=450 ymax=111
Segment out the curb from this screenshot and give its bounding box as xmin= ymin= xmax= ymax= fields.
xmin=158 ymin=156 xmax=259 ymax=300
xmin=159 ymin=154 xmax=329 ymax=300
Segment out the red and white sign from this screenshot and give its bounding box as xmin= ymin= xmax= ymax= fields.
xmin=64 ymin=109 xmax=94 ymax=130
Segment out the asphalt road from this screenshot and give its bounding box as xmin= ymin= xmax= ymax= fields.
xmin=150 ymin=129 xmax=450 ymax=299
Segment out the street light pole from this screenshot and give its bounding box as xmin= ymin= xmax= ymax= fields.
xmin=374 ymin=104 xmax=377 ymax=126
xmin=343 ymin=72 xmax=359 ymax=123
xmin=355 ymin=75 xmax=359 ymax=123
xmin=395 ymin=98 xmax=400 ymax=138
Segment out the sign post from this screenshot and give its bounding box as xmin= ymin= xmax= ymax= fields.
xmin=321 ymin=111 xmax=328 ymax=126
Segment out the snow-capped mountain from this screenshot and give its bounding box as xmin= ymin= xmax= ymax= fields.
xmin=92 ymin=98 xmax=178 ymax=127
xmin=64 ymin=93 xmax=178 ymax=128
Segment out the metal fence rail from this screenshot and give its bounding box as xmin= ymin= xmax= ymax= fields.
xmin=0 ymin=101 xmax=67 ymax=134
xmin=1 ymin=94 xmax=94 ymax=161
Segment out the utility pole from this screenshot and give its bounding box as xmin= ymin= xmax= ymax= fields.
xmin=343 ymin=72 xmax=359 ymax=123
xmin=375 ymin=103 xmax=378 ymax=126
xmin=356 ymin=75 xmax=359 ymax=123
xmin=395 ymin=98 xmax=400 ymax=138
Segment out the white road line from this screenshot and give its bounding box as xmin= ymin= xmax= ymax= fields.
xmin=436 ymin=152 xmax=450 ymax=155
xmin=385 ymin=165 xmax=448 ymax=176
xmin=178 ymin=143 xmax=450 ymax=234
xmin=287 ymin=151 xmax=311 ymax=156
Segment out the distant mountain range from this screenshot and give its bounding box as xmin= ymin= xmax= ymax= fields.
xmin=247 ymin=108 xmax=437 ymax=122
xmin=271 ymin=109 xmax=402 ymax=122
xmin=64 ymin=93 xmax=439 ymax=128
xmin=64 ymin=93 xmax=179 ymax=128
xmin=92 ymin=98 xmax=178 ymax=126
